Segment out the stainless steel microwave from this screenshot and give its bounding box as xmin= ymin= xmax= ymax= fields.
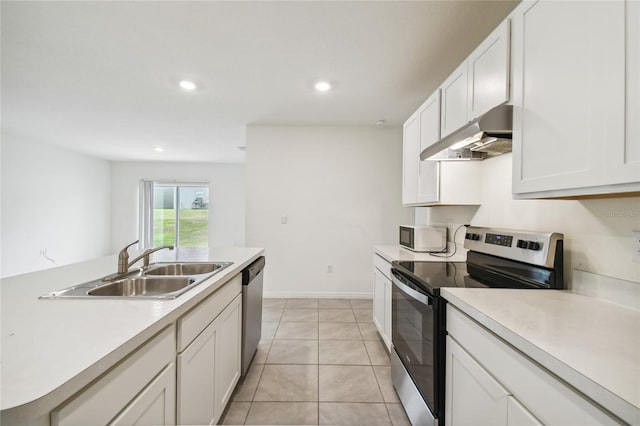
xmin=399 ymin=225 xmax=447 ymax=253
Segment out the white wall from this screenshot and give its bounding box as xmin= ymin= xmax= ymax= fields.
xmin=424 ymin=153 xmax=640 ymax=286
xmin=1 ymin=135 xmax=111 ymax=278
xmin=109 ymin=162 xmax=245 ymax=252
xmin=245 ymin=125 xmax=410 ymax=298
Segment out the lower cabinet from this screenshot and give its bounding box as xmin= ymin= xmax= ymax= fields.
xmin=446 ymin=336 xmax=540 ymax=426
xmin=51 ymin=273 xmax=244 ymax=426
xmin=446 ymin=306 xmax=618 ymax=425
xmin=372 ymin=253 xmax=392 ymax=350
xmin=177 ymin=293 xmax=242 ymax=425
xmin=111 ymin=364 xmax=177 ymax=426
xmin=51 ymin=325 xmax=177 ymax=426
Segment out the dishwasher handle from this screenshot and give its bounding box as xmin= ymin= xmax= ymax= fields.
xmin=242 ymin=256 xmax=266 ymax=284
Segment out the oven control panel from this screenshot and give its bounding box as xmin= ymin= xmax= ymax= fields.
xmin=464 ymin=226 xmax=563 ymax=268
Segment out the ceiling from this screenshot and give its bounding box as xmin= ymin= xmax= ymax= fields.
xmin=1 ymin=1 xmax=519 ymax=163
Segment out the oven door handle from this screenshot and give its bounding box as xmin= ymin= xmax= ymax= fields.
xmin=392 ymin=274 xmax=432 ymax=306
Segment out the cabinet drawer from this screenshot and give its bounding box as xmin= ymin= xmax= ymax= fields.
xmin=52 ymin=325 xmax=176 ymax=426
xmin=177 ymin=274 xmax=241 ymax=352
xmin=447 ymin=306 xmax=618 ymax=425
xmin=373 ymin=254 xmax=392 ymax=280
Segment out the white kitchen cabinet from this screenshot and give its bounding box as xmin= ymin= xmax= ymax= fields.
xmin=446 ymin=306 xmax=618 ymax=425
xmin=213 ymin=293 xmax=242 ymax=419
xmin=111 ymin=363 xmax=176 ymax=426
xmin=467 ymin=19 xmax=510 ymax=120
xmin=383 ymin=278 xmax=392 ymax=345
xmin=403 ymin=93 xmax=440 ymax=206
xmin=440 ymin=61 xmax=469 ymax=138
xmin=402 ymin=90 xmax=481 ymax=207
xmin=446 ymin=336 xmax=510 ymax=426
xmin=52 ymin=326 xmax=176 ymax=426
xmin=372 ymin=254 xmax=392 ymax=350
xmin=507 ymin=397 xmax=542 ymax=426
xmin=440 ymin=19 xmax=510 ymax=138
xmin=511 ymin=0 xmax=640 ymax=197
xmin=177 ymin=280 xmax=242 ymax=426
xmin=177 ymin=319 xmax=216 ymax=425
xmin=373 ymin=268 xmax=385 ymax=338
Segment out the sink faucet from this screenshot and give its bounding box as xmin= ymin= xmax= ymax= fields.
xmin=117 ymin=240 xmax=174 ymax=274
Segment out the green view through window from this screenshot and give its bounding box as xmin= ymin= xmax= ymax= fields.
xmin=152 ymin=184 xmax=209 ymax=247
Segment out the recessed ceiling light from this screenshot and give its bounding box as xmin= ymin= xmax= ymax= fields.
xmin=154 ymin=146 xmax=164 ymax=152
xmin=178 ymin=80 xmax=197 ymax=91
xmin=237 ymin=146 xmax=247 ymax=151
xmin=375 ymin=119 xmax=386 ymax=126
xmin=314 ymin=80 xmax=332 ymax=92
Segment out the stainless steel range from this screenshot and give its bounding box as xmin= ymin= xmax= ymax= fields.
xmin=390 ymin=226 xmax=564 ymax=426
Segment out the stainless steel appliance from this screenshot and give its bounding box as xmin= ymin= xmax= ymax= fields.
xmin=241 ymin=256 xmax=265 ymax=376
xmin=420 ymin=104 xmax=513 ymax=161
xmin=399 ymin=225 xmax=447 ymax=253
xmin=391 ymin=226 xmax=564 ymax=426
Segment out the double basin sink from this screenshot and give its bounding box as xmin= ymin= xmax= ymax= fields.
xmin=40 ymin=262 xmax=233 ymax=299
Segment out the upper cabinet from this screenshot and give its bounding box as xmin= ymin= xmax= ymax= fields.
xmin=467 ymin=20 xmax=511 ymax=121
xmin=441 ymin=20 xmax=511 ymax=138
xmin=403 ymin=91 xmax=481 ymax=206
xmin=511 ymin=0 xmax=640 ymax=198
xmin=403 ymin=91 xmax=440 ymax=205
xmin=440 ymin=62 xmax=470 ymax=138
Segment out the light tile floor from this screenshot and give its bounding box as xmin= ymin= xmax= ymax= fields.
xmin=221 ymin=298 xmax=411 ymax=425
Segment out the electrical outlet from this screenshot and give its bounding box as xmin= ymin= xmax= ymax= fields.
xmin=39 ymin=248 xmax=47 ymax=256
xmin=281 ymin=216 xmax=288 ymax=224
xmin=632 ymin=231 xmax=640 ymax=263
xmin=444 ymin=219 xmax=452 ymax=229
xmin=327 ymin=265 xmax=333 ymax=273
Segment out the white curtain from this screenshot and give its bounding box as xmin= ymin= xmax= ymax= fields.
xmin=138 ymin=180 xmax=154 ymax=250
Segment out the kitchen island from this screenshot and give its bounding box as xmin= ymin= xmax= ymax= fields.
xmin=442 ymin=287 xmax=640 ymax=425
xmin=1 ymin=246 xmax=263 ymax=425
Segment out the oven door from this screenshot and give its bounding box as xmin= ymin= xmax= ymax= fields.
xmin=391 ymin=268 xmax=439 ymax=425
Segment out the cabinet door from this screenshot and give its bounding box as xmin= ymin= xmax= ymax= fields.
xmin=512 ymin=0 xmax=625 ymax=195
xmin=372 ymin=268 xmax=386 ymax=339
xmin=52 ymin=326 xmax=176 ymax=426
xmin=177 ymin=318 xmax=217 ymax=425
xmin=507 ymin=396 xmax=542 ymax=426
xmin=446 ymin=336 xmax=509 ymax=426
xmin=383 ymin=278 xmax=392 ymax=351
xmin=402 ymin=114 xmax=420 ymax=204
xmin=111 ymin=363 xmax=176 ymax=426
xmin=468 ymin=19 xmax=510 ymax=120
xmin=608 ymin=0 xmax=640 ymax=185
xmin=214 ymin=294 xmax=242 ymax=422
xmin=440 ymin=61 xmax=469 ymax=137
xmin=416 ymin=91 xmax=440 ymax=204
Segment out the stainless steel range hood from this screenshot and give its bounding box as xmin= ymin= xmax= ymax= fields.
xmin=420 ymin=104 xmax=513 ymax=161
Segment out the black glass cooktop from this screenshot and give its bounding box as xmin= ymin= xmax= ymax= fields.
xmin=392 ymin=260 xmax=488 ymax=295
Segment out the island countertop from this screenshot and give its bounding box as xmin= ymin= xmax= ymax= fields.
xmin=0 ymin=246 xmax=263 ymax=422
xmin=441 ymin=287 xmax=640 ymax=425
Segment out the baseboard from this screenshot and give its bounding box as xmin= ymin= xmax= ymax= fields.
xmin=263 ymin=291 xmax=372 ymax=299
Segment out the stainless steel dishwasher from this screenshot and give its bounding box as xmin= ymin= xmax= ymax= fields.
xmin=241 ymin=256 xmax=265 ymax=376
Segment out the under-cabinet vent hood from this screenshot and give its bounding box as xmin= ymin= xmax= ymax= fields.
xmin=420 ymin=104 xmax=513 ymax=161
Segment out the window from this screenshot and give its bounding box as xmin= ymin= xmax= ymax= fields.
xmin=139 ymin=181 xmax=209 ymax=248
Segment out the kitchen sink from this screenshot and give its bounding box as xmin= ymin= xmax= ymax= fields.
xmin=40 ymin=261 xmax=233 ymax=299
xmin=88 ymin=277 xmax=195 ymax=297
xmin=145 ymin=262 xmax=231 ymax=276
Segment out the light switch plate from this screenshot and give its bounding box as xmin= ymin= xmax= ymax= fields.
xmin=632 ymin=230 xmax=640 ymax=263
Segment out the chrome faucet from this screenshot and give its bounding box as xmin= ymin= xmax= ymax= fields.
xmin=117 ymin=240 xmax=174 ymax=274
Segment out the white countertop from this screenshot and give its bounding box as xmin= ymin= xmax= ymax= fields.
xmin=0 ymin=246 xmax=263 ymax=421
xmin=441 ymin=288 xmax=640 ymax=425
xmin=374 ymin=244 xmax=468 ymax=263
